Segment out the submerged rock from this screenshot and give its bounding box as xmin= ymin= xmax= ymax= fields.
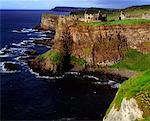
xmin=25 ymin=50 xmax=38 ymax=56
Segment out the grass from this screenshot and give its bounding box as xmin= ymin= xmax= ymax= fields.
xmin=136 ymin=116 xmax=150 ymax=121
xmin=38 ymin=50 xmax=63 ymax=64
xmin=106 ymin=70 xmax=150 ymax=118
xmin=42 ymin=13 xmax=58 ymax=18
xmin=107 ymin=5 xmax=150 ymax=20
xmin=80 ymin=19 xmax=150 ymax=26
xmin=111 ymin=49 xmax=150 ymax=72
xmin=70 ymin=55 xmax=87 ymax=68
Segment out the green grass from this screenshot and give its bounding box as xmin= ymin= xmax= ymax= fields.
xmin=38 ymin=50 xmax=63 ymax=64
xmin=42 ymin=13 xmax=58 ymax=18
xmin=107 ymin=5 xmax=150 ymax=20
xmin=106 ymin=49 xmax=150 ymax=119
xmin=111 ymin=49 xmax=150 ymax=72
xmin=106 ymin=70 xmax=150 ymax=117
xmin=81 ymin=19 xmax=150 ymax=26
xmin=136 ymin=116 xmax=150 ymax=121
xmin=70 ymin=55 xmax=87 ymax=67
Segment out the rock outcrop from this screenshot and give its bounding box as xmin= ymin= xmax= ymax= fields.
xmin=103 ymin=70 xmax=150 ymax=121
xmin=41 ymin=14 xmax=58 ymax=31
xmin=103 ymin=98 xmax=143 ymax=121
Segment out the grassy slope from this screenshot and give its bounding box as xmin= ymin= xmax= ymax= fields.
xmin=106 ymin=49 xmax=150 ymax=120
xmin=38 ymin=50 xmax=63 ymax=64
xmin=70 ymin=55 xmax=87 ymax=68
xmin=106 ymin=70 xmax=150 ymax=118
xmin=111 ymin=49 xmax=150 ymax=72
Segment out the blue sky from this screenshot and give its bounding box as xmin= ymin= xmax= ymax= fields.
xmin=1 ymin=0 xmax=150 ymax=9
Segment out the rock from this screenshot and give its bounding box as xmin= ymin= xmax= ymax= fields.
xmin=33 ymin=25 xmax=43 ymax=31
xmin=41 ymin=14 xmax=58 ymax=31
xmin=4 ymin=62 xmax=20 ymax=71
xmin=24 ymin=50 xmax=38 ymax=56
xmin=33 ymin=38 xmax=53 ymax=46
xmin=103 ymin=98 xmax=143 ymax=121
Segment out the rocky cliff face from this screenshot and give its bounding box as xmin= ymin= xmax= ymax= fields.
xmin=103 ymin=98 xmax=143 ymax=121
xmin=36 ymin=15 xmax=150 ymax=73
xmin=40 ymin=14 xmax=58 ymax=31
xmin=103 ymin=70 xmax=150 ymax=121
xmin=53 ymin=17 xmax=150 ymax=67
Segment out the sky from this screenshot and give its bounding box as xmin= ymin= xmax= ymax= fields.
xmin=0 ymin=0 xmax=150 ymax=9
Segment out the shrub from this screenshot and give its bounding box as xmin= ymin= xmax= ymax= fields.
xmin=70 ymin=55 xmax=87 ymax=67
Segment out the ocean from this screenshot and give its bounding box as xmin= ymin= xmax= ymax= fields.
xmin=0 ymin=10 xmax=120 ymax=120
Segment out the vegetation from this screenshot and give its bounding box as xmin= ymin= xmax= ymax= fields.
xmin=106 ymin=49 xmax=150 ymax=119
xmin=42 ymin=13 xmax=58 ymax=18
xmin=71 ymin=5 xmax=150 ymax=21
xmin=70 ymin=55 xmax=87 ymax=67
xmin=106 ymin=70 xmax=150 ymax=118
xmin=38 ymin=50 xmax=63 ymax=64
xmin=80 ymin=19 xmax=150 ymax=26
xmin=83 ymin=48 xmax=92 ymax=55
xmin=136 ymin=116 xmax=150 ymax=121
xmin=111 ymin=49 xmax=150 ymax=72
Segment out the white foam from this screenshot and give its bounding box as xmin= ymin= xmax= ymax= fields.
xmin=111 ymin=83 xmax=120 ymax=89
xmin=14 ymin=55 xmax=30 ymax=61
xmin=29 ymin=37 xmax=50 ymax=40
xmin=0 ymin=62 xmax=21 ymax=73
xmin=39 ymin=34 xmax=47 ymax=37
xmin=108 ymin=80 xmax=116 ymax=85
xmin=83 ymin=75 xmax=99 ymax=80
xmin=65 ymin=71 xmax=80 ymax=75
xmin=12 ymin=28 xmax=38 ymax=33
xmin=93 ymin=81 xmax=102 ymax=85
xmin=28 ymin=67 xmax=65 ymax=79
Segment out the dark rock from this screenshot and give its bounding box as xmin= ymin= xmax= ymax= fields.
xmin=4 ymin=63 xmax=20 ymax=71
xmin=33 ymin=38 xmax=53 ymax=46
xmin=25 ymin=50 xmax=38 ymax=56
xmin=0 ymin=49 xmax=11 ymax=55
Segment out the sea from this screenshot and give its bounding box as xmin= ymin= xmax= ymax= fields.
xmin=0 ymin=10 xmax=122 ymax=120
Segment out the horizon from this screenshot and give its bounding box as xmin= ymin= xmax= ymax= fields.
xmin=0 ymin=4 xmax=150 ymax=11
xmin=1 ymin=0 xmax=150 ymax=10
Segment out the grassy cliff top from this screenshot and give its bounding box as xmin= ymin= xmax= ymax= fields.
xmin=80 ymin=19 xmax=150 ymax=26
xmin=42 ymin=13 xmax=59 ymax=18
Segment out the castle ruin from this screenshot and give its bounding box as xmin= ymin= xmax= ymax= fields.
xmin=81 ymin=10 xmax=107 ymax=22
xmin=120 ymin=11 xmax=150 ymax=20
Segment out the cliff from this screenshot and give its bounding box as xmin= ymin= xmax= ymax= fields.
xmin=30 ymin=13 xmax=150 ymax=121
xmin=103 ymin=70 xmax=150 ymax=121
xmin=40 ymin=14 xmax=58 ymax=31
xmin=36 ymin=15 xmax=150 ymax=74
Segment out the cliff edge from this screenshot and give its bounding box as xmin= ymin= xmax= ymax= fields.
xmin=103 ymin=71 xmax=150 ymax=121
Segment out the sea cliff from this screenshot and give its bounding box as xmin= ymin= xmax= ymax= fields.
xmin=30 ymin=15 xmax=150 ymax=74
xmin=29 ymin=14 xmax=150 ymax=121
